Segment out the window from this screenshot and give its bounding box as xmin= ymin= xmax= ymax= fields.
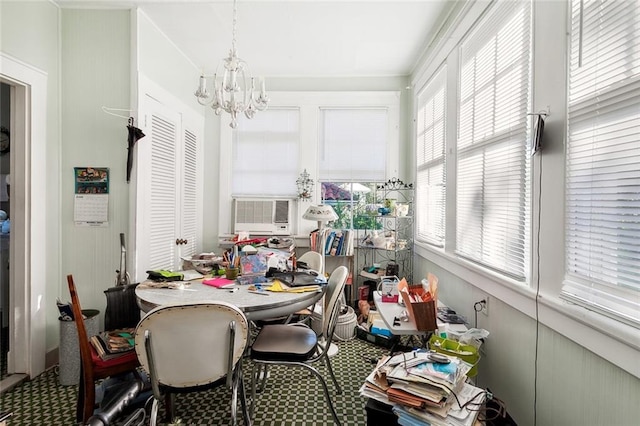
xmin=232 ymin=108 xmax=299 ymax=197
xmin=319 ymin=108 xmax=388 ymax=182
xmin=218 ymin=92 xmax=399 ymax=235
xmin=562 ymin=0 xmax=640 ymax=328
xmin=319 ymin=108 xmax=389 ymax=228
xmin=415 ymin=67 xmax=446 ymax=247
xmin=455 ymin=1 xmax=532 ymax=280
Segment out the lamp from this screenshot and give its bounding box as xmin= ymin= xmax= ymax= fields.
xmin=302 ymin=204 xmax=342 ymax=359
xmin=303 ymin=204 xmax=338 ymax=276
xmin=194 ymin=0 xmax=269 ymax=129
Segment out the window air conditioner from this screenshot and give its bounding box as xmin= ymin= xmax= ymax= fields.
xmin=233 ymin=198 xmax=291 ymax=235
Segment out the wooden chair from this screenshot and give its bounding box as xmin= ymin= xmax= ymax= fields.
xmin=66 ymin=275 xmax=140 ymax=424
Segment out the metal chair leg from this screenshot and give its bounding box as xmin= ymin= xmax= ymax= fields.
xmin=323 ymin=354 xmax=342 ymax=394
xmin=149 ymin=398 xmax=159 ymax=426
xmin=300 ymin=363 xmax=342 ymax=426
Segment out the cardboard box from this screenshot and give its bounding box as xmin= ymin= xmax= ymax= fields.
xmin=398 ymin=282 xmax=437 ymax=331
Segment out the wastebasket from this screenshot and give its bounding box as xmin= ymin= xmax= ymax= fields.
xmin=59 ymin=309 xmax=100 ymax=386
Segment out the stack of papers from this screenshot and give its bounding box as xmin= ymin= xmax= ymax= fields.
xmin=359 ymin=350 xmax=482 ymax=426
xmin=265 ymin=280 xmax=320 ymax=293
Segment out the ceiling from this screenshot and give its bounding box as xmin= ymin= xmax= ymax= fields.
xmin=56 ymin=0 xmax=455 ymax=78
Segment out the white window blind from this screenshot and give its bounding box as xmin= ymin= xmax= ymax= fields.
xmin=319 ymin=108 xmax=387 ymax=181
xmin=455 ymin=1 xmax=532 ymax=280
xmin=562 ymin=0 xmax=640 ymax=328
xmin=232 ymin=108 xmax=299 ymax=196
xmin=416 ymin=67 xmax=446 ymax=247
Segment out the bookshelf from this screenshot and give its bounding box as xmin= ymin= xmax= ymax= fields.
xmin=308 ymin=228 xmax=356 ymax=304
xmin=356 ymin=178 xmax=414 ymax=301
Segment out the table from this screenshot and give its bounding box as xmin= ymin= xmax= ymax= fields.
xmin=135 ymin=280 xmax=326 ymax=321
xmin=373 ymin=291 xmax=468 ymax=336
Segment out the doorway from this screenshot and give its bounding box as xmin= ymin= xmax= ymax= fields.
xmin=0 ymin=52 xmax=48 ymax=391
xmin=0 ymin=82 xmax=10 ymax=382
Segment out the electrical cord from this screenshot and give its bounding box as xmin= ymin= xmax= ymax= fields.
xmin=533 ymin=148 xmax=543 ymax=426
xmin=473 ymin=301 xmax=483 ymax=328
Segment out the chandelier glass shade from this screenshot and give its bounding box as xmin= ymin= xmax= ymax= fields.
xmin=194 ymin=0 xmax=268 ymax=128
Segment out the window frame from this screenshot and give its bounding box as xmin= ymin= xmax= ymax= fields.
xmin=410 ymin=0 xmax=640 ymax=378
xmin=218 ymin=91 xmax=401 ymax=237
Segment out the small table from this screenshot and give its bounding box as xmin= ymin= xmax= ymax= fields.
xmin=136 ymin=280 xmax=326 ymax=321
xmin=373 ymin=292 xmax=468 ymax=336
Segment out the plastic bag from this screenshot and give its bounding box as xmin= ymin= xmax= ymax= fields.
xmin=458 ymin=328 xmax=490 ymax=349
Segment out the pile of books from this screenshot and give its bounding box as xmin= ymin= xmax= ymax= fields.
xmin=360 ymin=350 xmax=485 ymax=426
xmin=90 ymin=328 xmax=135 ymax=361
xmin=310 ymin=228 xmax=354 ymax=256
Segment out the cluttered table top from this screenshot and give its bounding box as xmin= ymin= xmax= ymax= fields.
xmin=135 ymin=274 xmax=326 ymax=321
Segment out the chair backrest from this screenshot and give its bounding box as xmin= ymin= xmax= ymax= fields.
xmin=134 ymin=301 xmax=249 ymax=390
xmin=297 ymin=251 xmax=323 ymax=274
xmin=322 ymin=266 xmax=348 ymax=341
xmin=66 ymin=275 xmax=94 ymax=378
xmin=104 ymin=283 xmax=140 ymax=331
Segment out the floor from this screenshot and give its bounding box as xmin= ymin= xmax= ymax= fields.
xmin=1 ymin=337 xmax=390 ymax=425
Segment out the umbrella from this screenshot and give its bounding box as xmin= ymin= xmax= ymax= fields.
xmin=126 ymin=117 xmax=145 ymax=183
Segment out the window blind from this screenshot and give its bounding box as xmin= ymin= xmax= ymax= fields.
xmin=232 ymin=108 xmax=299 ymax=196
xmin=455 ymin=0 xmax=532 ymax=280
xmin=562 ymin=0 xmax=640 ymax=328
xmin=319 ymin=108 xmax=387 ymax=181
xmin=416 ymin=67 xmax=446 ymax=247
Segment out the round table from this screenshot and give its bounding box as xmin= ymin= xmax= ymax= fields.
xmin=135 ymin=280 xmax=326 ymax=321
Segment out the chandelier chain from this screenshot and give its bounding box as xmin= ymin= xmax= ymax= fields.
xmin=193 ymin=0 xmax=269 ymax=128
xmin=231 ymin=0 xmax=237 ymax=53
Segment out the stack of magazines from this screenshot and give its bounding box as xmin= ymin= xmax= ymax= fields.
xmin=360 ymin=350 xmax=485 ymax=426
xmin=90 ymin=328 xmax=135 ymax=361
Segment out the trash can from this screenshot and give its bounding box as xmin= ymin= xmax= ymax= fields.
xmin=59 ymin=309 xmax=100 ymax=386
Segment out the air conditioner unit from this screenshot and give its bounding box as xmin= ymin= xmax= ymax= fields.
xmin=233 ymin=198 xmax=291 ymax=235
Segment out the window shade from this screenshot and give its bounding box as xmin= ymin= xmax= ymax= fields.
xmin=562 ymin=0 xmax=640 ymax=327
xmin=319 ymin=108 xmax=387 ymax=181
xmin=232 ymin=108 xmax=299 ymax=196
xmin=416 ymin=67 xmax=446 ymax=247
xmin=455 ymin=1 xmax=532 ymax=280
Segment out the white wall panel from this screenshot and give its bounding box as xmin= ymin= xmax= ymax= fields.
xmin=60 ymin=9 xmax=131 ymax=330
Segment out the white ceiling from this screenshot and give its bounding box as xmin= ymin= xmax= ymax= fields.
xmin=56 ymin=0 xmax=455 ymax=78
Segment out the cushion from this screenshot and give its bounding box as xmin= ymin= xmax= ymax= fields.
xmin=90 ymin=344 xmax=138 ymax=370
xmin=250 ymin=324 xmax=317 ymax=362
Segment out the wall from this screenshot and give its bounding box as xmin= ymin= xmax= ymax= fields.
xmin=58 ymin=9 xmax=132 ymax=334
xmin=411 ymin=1 xmax=640 ymax=425
xmin=0 ymin=0 xmax=61 ymax=353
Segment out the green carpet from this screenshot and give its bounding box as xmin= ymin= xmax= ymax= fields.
xmin=2 ymin=338 xmax=389 ymax=425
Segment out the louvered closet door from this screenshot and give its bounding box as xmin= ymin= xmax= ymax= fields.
xmin=134 ymin=93 xmax=203 ymax=281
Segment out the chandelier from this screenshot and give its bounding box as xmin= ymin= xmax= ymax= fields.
xmin=194 ymin=0 xmax=269 ymax=128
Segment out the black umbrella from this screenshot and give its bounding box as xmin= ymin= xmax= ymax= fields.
xmin=126 ymin=117 xmax=145 ymax=183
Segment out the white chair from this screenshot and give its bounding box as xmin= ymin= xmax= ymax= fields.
xmin=249 ymin=265 xmax=348 ymax=425
xmin=134 ymin=301 xmax=250 ymax=426
xmin=297 ymin=250 xmax=323 ymax=274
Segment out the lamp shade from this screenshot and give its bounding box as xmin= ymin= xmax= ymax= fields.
xmin=303 ymin=204 xmax=338 ymax=223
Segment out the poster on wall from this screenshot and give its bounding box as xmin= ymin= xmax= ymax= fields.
xmin=74 ymin=167 xmax=109 ymax=227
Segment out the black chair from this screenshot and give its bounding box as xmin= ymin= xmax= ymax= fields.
xmin=104 ymin=283 xmax=140 ymax=331
xmin=249 ymin=265 xmax=348 ymax=425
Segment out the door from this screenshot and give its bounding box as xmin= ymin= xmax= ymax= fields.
xmin=133 ymin=77 xmax=203 ymax=282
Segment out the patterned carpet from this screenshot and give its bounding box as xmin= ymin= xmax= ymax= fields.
xmin=1 ymin=337 xmax=390 ymax=426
